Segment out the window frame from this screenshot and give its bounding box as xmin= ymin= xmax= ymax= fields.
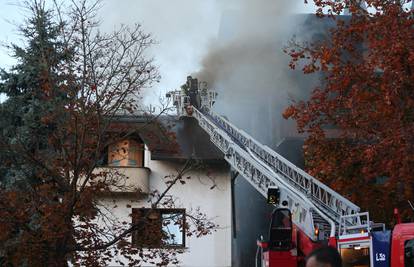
xmin=132 ymin=208 xmax=186 ymax=249
xmin=405 ymin=239 xmax=414 ymax=267
xmin=106 ymin=137 xmax=145 ymax=168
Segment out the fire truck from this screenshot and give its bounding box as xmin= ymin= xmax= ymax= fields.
xmin=167 ymin=77 xmax=414 ymax=267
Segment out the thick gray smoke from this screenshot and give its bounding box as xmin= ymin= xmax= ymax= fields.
xmin=99 ymin=0 xmax=222 ymax=108
xmin=195 ymin=0 xmax=317 ymax=147
xmin=98 ymin=0 xmax=318 ymax=147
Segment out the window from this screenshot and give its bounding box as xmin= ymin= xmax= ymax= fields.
xmin=108 ymin=139 xmax=144 ymax=167
xmin=405 ymin=239 xmax=414 ymax=267
xmin=269 ymin=209 xmax=292 ymax=250
xmin=132 ymin=208 xmax=185 ymax=248
xmin=340 ymin=242 xmax=371 ymax=267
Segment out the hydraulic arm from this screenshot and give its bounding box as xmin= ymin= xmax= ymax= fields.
xmin=168 ymin=87 xmax=359 ymax=242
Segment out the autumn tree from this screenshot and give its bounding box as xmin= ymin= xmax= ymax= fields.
xmin=284 ymin=0 xmax=414 ymax=223
xmin=0 ymin=1 xmax=217 ymax=266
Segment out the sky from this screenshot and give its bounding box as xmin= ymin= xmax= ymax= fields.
xmin=0 ymin=0 xmax=317 ymax=104
xmin=0 ymin=1 xmax=21 ymax=67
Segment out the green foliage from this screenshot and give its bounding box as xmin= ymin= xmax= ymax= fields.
xmin=0 ymin=1 xmax=69 ymax=190
xmin=0 ymin=2 xmax=72 ymax=265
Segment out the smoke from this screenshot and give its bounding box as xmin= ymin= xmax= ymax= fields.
xmin=98 ymin=0 xmax=318 ymax=147
xmin=194 ymin=0 xmax=317 ymax=147
xmin=99 ymin=0 xmax=222 ymax=108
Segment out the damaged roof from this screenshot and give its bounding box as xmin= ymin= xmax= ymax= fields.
xmin=111 ymin=115 xmax=224 ymax=161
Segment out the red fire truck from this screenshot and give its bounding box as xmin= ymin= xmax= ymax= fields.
xmin=167 ymin=81 xmax=414 ymax=267
xmin=257 ymin=205 xmax=414 ymax=267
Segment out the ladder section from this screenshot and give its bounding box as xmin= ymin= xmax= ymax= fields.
xmin=191 ymin=107 xmax=321 ymax=240
xmin=204 ymin=110 xmax=360 ymax=224
xmin=339 ymin=212 xmax=371 ymax=237
xmin=167 ymin=87 xmax=360 ymax=239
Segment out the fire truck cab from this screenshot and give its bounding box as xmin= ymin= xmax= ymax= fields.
xmin=337 ymin=213 xmax=386 ymax=267
xmin=256 ymin=209 xmax=299 ymax=267
xmin=391 ymin=223 xmax=414 ymax=267
xmin=258 ymin=208 xmax=414 ymax=267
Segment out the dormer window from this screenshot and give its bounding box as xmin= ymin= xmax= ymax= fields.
xmin=108 ymin=139 xmax=144 ymax=167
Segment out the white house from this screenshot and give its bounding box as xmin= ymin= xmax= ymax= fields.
xmin=95 ymin=115 xmax=232 ymax=267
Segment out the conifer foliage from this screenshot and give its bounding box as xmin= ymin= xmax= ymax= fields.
xmin=0 ymin=1 xmax=217 ymax=266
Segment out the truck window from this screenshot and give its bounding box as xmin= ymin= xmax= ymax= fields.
xmin=406 ymin=239 xmax=414 ymax=267
xmin=269 ymin=209 xmax=292 ymax=250
xmin=340 ymin=243 xmax=370 ymax=267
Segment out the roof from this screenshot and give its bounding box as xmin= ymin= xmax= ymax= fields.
xmin=111 ymin=115 xmax=224 ymax=161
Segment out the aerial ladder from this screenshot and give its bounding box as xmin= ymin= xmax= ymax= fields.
xmin=167 ymin=78 xmax=414 ymax=267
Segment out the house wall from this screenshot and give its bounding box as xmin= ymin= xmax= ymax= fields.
xmin=98 ymin=146 xmax=232 ymax=267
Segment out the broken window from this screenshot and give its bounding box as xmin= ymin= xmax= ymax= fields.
xmin=132 ymin=208 xmax=186 ymax=248
xmin=108 ymin=139 xmax=144 ymax=167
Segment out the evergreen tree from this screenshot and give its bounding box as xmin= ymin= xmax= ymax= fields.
xmin=0 ymin=1 xmax=216 ymax=266
xmin=0 ymin=1 xmax=72 ymax=265
xmin=0 ymin=0 xmax=69 ymax=190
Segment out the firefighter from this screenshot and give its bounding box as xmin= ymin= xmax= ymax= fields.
xmin=306 ymin=246 xmax=342 ymax=267
xmin=181 ymin=76 xmax=200 ymax=108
